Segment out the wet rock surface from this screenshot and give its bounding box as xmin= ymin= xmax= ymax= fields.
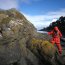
xmin=0 ymin=8 xmax=64 ymax=65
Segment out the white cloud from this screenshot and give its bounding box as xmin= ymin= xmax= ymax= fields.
xmin=23 ymin=9 xmax=65 ymax=30
xmin=0 ymin=0 xmax=40 ymax=10
xmin=0 ymin=0 xmax=18 ymax=10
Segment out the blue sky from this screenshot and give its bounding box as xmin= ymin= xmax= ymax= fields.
xmin=0 ymin=0 xmax=65 ymax=30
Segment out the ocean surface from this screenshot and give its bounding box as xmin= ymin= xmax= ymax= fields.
xmin=37 ymin=31 xmax=48 ymax=34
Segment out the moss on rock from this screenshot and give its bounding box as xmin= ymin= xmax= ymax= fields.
xmin=28 ymin=38 xmax=56 ymax=57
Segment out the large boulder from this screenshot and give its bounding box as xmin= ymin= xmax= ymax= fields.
xmin=0 ymin=8 xmax=64 ymax=65
xmin=0 ymin=8 xmax=37 ymax=65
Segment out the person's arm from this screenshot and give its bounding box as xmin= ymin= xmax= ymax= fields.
xmin=48 ymin=31 xmax=53 ymax=35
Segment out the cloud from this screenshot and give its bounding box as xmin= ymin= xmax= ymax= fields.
xmin=0 ymin=0 xmax=40 ymax=9
xmin=0 ymin=0 xmax=18 ymax=10
xmin=23 ymin=9 xmax=65 ymax=30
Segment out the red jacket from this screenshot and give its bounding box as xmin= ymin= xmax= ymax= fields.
xmin=48 ymin=27 xmax=62 ymax=43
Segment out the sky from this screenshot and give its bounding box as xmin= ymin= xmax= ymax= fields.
xmin=0 ymin=0 xmax=65 ymax=30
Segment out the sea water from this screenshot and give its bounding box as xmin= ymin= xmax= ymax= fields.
xmin=37 ymin=31 xmax=48 ymax=34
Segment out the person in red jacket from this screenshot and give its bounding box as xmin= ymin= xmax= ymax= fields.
xmin=48 ymin=26 xmax=62 ymax=54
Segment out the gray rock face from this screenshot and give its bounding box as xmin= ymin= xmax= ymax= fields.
xmin=0 ymin=8 xmax=38 ymax=65
xmin=0 ymin=8 xmax=64 ymax=65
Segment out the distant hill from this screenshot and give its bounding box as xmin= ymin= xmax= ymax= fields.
xmin=40 ymin=16 xmax=65 ymax=37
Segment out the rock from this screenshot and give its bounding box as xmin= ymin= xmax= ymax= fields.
xmin=0 ymin=8 xmax=37 ymax=65
xmin=0 ymin=8 xmax=64 ymax=65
